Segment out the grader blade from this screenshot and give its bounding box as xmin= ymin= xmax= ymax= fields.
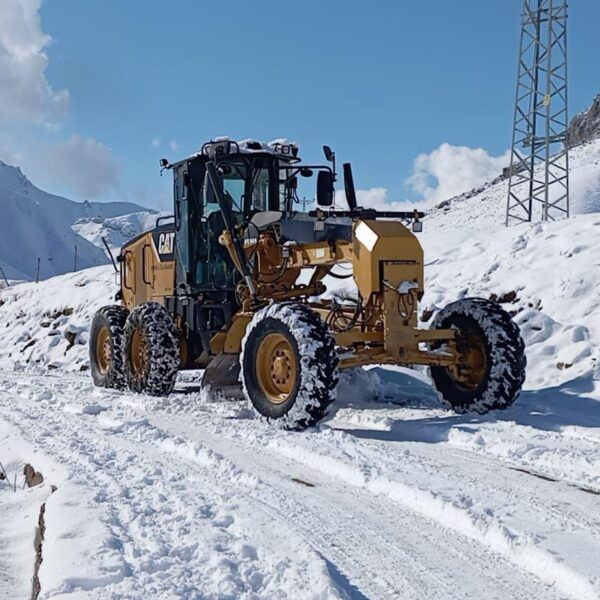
xmin=200 ymin=353 xmax=244 ymax=401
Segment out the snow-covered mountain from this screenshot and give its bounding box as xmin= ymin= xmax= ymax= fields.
xmin=0 ymin=160 xmax=152 ymax=280
xmin=72 ymin=211 xmax=168 ymax=255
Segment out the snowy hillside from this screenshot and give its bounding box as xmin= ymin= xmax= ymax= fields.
xmin=0 ymin=161 xmax=148 ymax=280
xmin=426 ymin=137 xmax=600 ymax=231
xmin=0 ymin=267 xmax=117 ymax=372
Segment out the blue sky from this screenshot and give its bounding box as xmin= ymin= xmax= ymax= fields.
xmin=2 ymin=1 xmax=599 ymax=210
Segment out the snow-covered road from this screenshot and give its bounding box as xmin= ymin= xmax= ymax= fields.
xmin=1 ymin=367 xmax=599 ymax=600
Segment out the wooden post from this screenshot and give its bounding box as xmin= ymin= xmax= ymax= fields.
xmin=35 ymin=257 xmax=41 ymax=283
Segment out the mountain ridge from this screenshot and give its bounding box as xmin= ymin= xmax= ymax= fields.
xmin=0 ymin=160 xmax=152 ymax=280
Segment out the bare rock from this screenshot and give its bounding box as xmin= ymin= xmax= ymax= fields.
xmin=23 ymin=464 xmax=44 ymax=487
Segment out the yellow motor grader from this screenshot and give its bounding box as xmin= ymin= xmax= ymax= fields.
xmin=90 ymin=139 xmax=526 ymax=429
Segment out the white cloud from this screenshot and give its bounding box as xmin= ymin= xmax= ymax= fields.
xmin=169 ymin=140 xmax=179 ymax=153
xmin=45 ymin=135 xmax=120 ymax=199
xmin=406 ymin=142 xmax=509 ymax=204
xmin=334 ymin=143 xmax=510 ymax=214
xmin=0 ymin=2 xmax=124 ymax=201
xmin=0 ymin=0 xmax=69 ymax=122
xmin=151 ymin=137 xmax=161 ymax=148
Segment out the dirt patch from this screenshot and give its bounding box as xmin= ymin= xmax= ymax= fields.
xmin=20 ymin=339 xmax=36 ymax=353
xmin=64 ymin=330 xmax=77 ymax=351
xmin=44 ymin=307 xmax=74 ymax=319
xmin=291 ymin=477 xmax=316 ymax=488
xmin=31 ymin=485 xmax=57 ymax=600
xmin=23 ymin=464 xmax=44 ymax=488
xmin=31 ymin=502 xmax=46 ymax=600
xmin=420 ymin=308 xmax=434 ymax=323
xmin=489 ymin=290 xmax=519 ymax=304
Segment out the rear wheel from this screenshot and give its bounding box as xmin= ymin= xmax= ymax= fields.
xmin=241 ymin=303 xmax=339 ymax=430
xmin=89 ymin=305 xmax=129 ymax=389
xmin=429 ymin=298 xmax=526 ymax=413
xmin=123 ymin=302 xmax=180 ymax=395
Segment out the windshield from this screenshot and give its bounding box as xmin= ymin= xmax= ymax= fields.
xmin=251 ymin=168 xmax=269 ymax=211
xmin=203 ymin=162 xmax=271 ymax=216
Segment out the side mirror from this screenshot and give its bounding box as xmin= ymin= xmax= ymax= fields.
xmin=323 ymin=145 xmax=334 ymax=162
xmin=159 ymin=158 xmax=172 ymax=176
xmin=316 ymin=171 xmax=334 ymax=207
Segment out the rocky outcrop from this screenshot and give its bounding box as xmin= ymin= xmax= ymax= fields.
xmin=567 ymin=94 xmax=600 ymax=148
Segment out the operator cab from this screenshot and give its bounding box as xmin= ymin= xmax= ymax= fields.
xmin=168 ymin=138 xmax=336 ymax=294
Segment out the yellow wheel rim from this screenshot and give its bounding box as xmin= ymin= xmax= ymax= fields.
xmin=256 ymin=333 xmax=297 ymax=405
xmin=129 ymin=328 xmax=149 ymax=378
xmin=448 ymin=329 xmax=488 ymax=391
xmin=96 ymin=327 xmax=111 ymax=375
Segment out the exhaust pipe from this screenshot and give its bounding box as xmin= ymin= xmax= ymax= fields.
xmin=343 ymin=163 xmax=358 ymax=211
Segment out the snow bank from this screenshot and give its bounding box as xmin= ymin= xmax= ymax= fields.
xmin=0 ymin=419 xmax=66 ymax=599
xmin=0 ymin=266 xmax=117 ymax=372
xmin=419 ymin=214 xmax=600 ymax=392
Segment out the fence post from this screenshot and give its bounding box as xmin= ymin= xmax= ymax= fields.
xmin=0 ymin=266 xmax=9 ymax=287
xmin=35 ymin=257 xmax=41 ymax=283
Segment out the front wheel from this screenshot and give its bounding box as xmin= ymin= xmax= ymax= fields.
xmin=241 ymin=303 xmax=339 ymax=430
xmin=429 ymin=298 xmax=526 ymax=413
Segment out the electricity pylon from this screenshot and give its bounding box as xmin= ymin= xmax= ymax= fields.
xmin=506 ymin=0 xmax=569 ymax=225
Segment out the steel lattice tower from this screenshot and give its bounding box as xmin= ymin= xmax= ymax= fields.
xmin=506 ymin=0 xmax=569 ymax=225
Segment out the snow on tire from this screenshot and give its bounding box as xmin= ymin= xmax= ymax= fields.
xmin=123 ymin=302 xmax=180 ymax=396
xmin=89 ymin=305 xmax=129 ymax=389
xmin=241 ymin=302 xmax=339 ymax=430
xmin=429 ymin=297 xmax=526 ymax=413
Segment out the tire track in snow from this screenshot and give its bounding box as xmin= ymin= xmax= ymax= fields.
xmin=266 ymin=434 xmax=600 ymax=600
xmin=110 ymin=408 xmax=565 ymax=600
xmin=0 ymin=379 xmax=344 ymax=599
xmin=2 ymin=370 xmax=597 ymax=598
